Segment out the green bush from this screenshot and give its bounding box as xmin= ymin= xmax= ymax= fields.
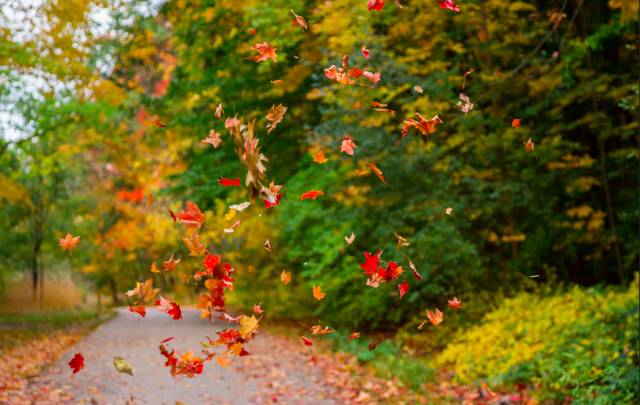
xmin=435 ymin=275 xmax=639 ymax=403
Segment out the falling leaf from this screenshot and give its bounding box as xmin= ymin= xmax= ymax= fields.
xmin=168 ymin=209 xmax=177 ymax=222
xmin=524 ymin=138 xmax=535 ymax=152
xmin=345 ymin=232 xmax=356 ymax=245
xmin=113 ymin=357 xmax=134 ymax=376
xmin=462 ymin=68 xmax=475 ymax=89
xmin=290 ymin=9 xmax=307 ymax=31
xmin=482 ymin=383 xmax=497 ymax=399
xmin=300 ymin=190 xmax=324 ymax=201
xmin=266 ymin=104 xmax=287 ymax=133
xmin=402 ymin=113 xmax=443 ymax=140
xmin=312 ymin=151 xmax=328 ymax=164
xmin=408 ymin=258 xmax=423 ymax=281
xmin=280 ymin=270 xmax=292 ymax=285
xmin=68 ymin=353 xmax=85 ymax=374
xmin=216 ymin=355 xmax=231 ymax=368
xmin=218 ymin=177 xmax=241 ymax=187
xmin=363 ymin=70 xmax=381 ymax=84
xmin=310 ymin=323 xmax=334 ymax=335
xmin=126 ymin=279 xmax=160 ymax=303
xmin=271 ymin=79 xmax=284 ymax=85
xmin=155 ymin=297 xmax=182 ymax=320
xmin=229 ymin=201 xmax=250 ymax=211
xmin=426 ymin=308 xmax=444 ymax=326
xmin=361 ymin=45 xmax=370 ymax=59
xmin=250 ymin=42 xmax=277 ymax=62
xmin=448 ymin=296 xmax=462 ymax=309
xmin=183 ymin=233 xmax=206 ymax=256
xmin=394 ymin=233 xmax=410 ymax=249
xmin=512 ymin=118 xmax=522 ymax=128
xmin=177 ymin=201 xmax=205 ymax=228
xmin=367 ymin=0 xmax=385 ymax=11
xmin=438 ymin=0 xmax=461 ymax=13
xmin=312 ymin=285 xmax=326 ymax=300
xmin=202 ymin=130 xmax=222 ymax=148
xmin=253 ymin=303 xmax=263 ymax=315
xmin=163 ymin=254 xmax=181 ymax=272
xmin=128 ymin=305 xmax=146 ymax=318
xmin=59 ymin=233 xmax=80 ymax=251
xmin=215 ymin=103 xmax=224 ymax=118
xmin=414 ymin=85 xmax=423 ymax=93
xmin=341 ymin=135 xmax=357 ymax=155
xmin=445 ymin=207 xmax=453 ymax=215
xmin=368 ymin=335 xmax=384 ymax=351
xmin=264 ymin=239 xmax=272 ymax=252
xmin=150 ymin=117 xmax=166 ymax=128
xmin=398 ymin=281 xmax=409 ymax=299
xmin=301 ymin=336 xmax=313 ymax=346
xmin=239 ymin=315 xmax=259 ymax=339
xmin=349 ymin=332 xmax=361 ymax=340
xmin=368 ymin=162 xmax=387 ymax=183
xmin=457 ymin=93 xmax=474 ymax=114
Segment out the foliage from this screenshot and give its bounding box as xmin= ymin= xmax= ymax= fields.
xmin=436 ymin=275 xmax=640 ymax=403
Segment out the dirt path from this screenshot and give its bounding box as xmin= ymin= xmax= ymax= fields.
xmin=27 ymin=308 xmax=360 ymax=405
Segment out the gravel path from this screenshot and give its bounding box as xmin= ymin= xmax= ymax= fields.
xmin=30 ymin=308 xmax=346 ymax=405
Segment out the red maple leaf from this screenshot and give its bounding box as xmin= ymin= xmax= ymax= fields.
xmin=367 ymin=0 xmax=385 ymax=11
xmin=128 ymin=305 xmax=146 ymax=318
xmin=398 ymin=281 xmax=409 ymax=299
xmin=302 ymin=336 xmax=313 ymax=346
xmin=68 ymin=353 xmax=85 ymax=374
xmin=360 ymin=251 xmax=382 ymax=276
xmin=177 ymin=201 xmax=205 ymax=228
xmin=341 ymin=135 xmax=357 ymax=155
xmin=59 ymin=233 xmax=80 ymax=251
xmin=250 ymin=42 xmax=277 ymax=62
xmin=300 ymin=190 xmax=324 ymax=201
xmin=448 ymin=296 xmax=462 ymax=309
xmin=218 ymin=177 xmax=241 ymax=187
xmin=361 ymin=45 xmax=370 ymax=59
xmin=438 ymin=0 xmax=461 ymax=13
xmin=402 ymin=113 xmax=443 ymax=140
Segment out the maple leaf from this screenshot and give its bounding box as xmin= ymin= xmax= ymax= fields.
xmin=361 ymin=45 xmax=370 ymax=59
xmin=345 ymin=232 xmax=356 ymax=245
xmin=262 ymin=181 xmax=283 ymax=209
xmin=113 ymin=357 xmax=134 ymax=376
xmin=341 ymin=135 xmax=357 ymax=155
xmin=183 ymin=232 xmax=206 ymax=256
xmin=280 ymin=270 xmax=292 ymax=285
xmin=266 ymin=104 xmax=287 ymax=133
xmin=155 ymin=297 xmax=182 ymax=320
xmin=360 ymin=251 xmax=382 ymax=276
xmin=457 ymin=93 xmax=474 ymax=114
xmin=177 ymin=201 xmax=205 ymax=228
xmin=398 ymin=281 xmax=409 ymax=299
xmin=250 ymin=42 xmax=277 ymax=62
xmin=367 ymin=0 xmax=385 ymax=11
xmin=239 ymin=315 xmax=259 ymax=339
xmin=363 ymin=70 xmax=381 ymax=84
xmin=448 ymin=296 xmax=462 ymax=309
xmin=300 ymin=190 xmax=324 ymax=201
xmin=253 ymin=303 xmax=263 ymax=315
xmin=68 ymin=353 xmax=84 ymax=374
xmin=128 ymin=305 xmax=146 ymax=318
xmin=59 ymin=233 xmax=80 ymax=251
xmin=312 ymin=285 xmax=326 ymax=300
xmin=402 ymin=113 xmax=443 ymax=140
xmin=426 ymin=308 xmax=444 ymax=326
xmin=349 ymin=66 xmax=365 ymax=78
xmin=218 ymin=177 xmax=241 ymax=187
xmin=150 ymin=117 xmax=167 ymax=128
xmin=524 ymin=138 xmax=535 ymax=152
xmin=349 ymin=332 xmax=361 ymax=340
xmin=290 ymin=9 xmax=307 ymax=31
xmin=414 ymin=85 xmax=424 ymax=93
xmin=126 ymin=279 xmax=160 ymax=303
xmin=438 ymin=0 xmax=461 ymax=13
xmin=512 ymin=118 xmax=522 ymax=128
xmin=302 ymin=336 xmax=313 ymax=346
xmin=225 ymin=116 xmax=241 ymax=130
xmin=202 ymin=129 xmax=222 ymax=148
xmin=163 ymin=254 xmax=180 ymax=272
xmin=312 ymin=151 xmax=328 ymax=164
xmin=368 ymin=162 xmax=387 ymax=183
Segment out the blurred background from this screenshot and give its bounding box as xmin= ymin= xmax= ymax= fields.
xmin=0 ymin=0 xmax=638 ymax=403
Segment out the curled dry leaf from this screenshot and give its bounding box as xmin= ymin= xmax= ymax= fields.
xmin=368 ymin=162 xmax=387 ymax=183
xmin=368 ymin=334 xmax=384 ymax=351
xmin=438 ymin=0 xmax=461 ymax=13
xmin=414 ymin=85 xmax=424 ymax=93
xmin=215 ymin=103 xmax=224 ymax=118
xmin=524 ymin=137 xmax=535 ymax=152
xmin=302 ymin=336 xmax=313 ymax=346
xmin=113 ymin=357 xmax=134 ymax=376
xmin=402 ymin=113 xmax=443 ymax=140
xmin=266 ymin=104 xmax=287 ymax=133
xmin=341 ymin=135 xmax=357 ymax=155
xmin=290 ymin=9 xmax=307 ymax=31
xmin=457 ymin=93 xmax=474 ymax=114
xmin=345 ymin=232 xmax=356 ymax=245
xmin=177 ymin=201 xmax=205 ymax=229
xmin=398 ymin=281 xmax=409 ymax=299
xmin=264 ymin=239 xmax=272 ymax=252
xmin=202 ymin=130 xmax=222 ymax=148
xmin=349 ymin=332 xmax=361 ymax=340
xmin=426 ymin=308 xmax=443 ymax=326
xmin=126 ymin=279 xmax=160 ymax=303
xmin=445 ymin=207 xmax=453 ymax=215
xmin=229 ymin=201 xmax=250 ymax=211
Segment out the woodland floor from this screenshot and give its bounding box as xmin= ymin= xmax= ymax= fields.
xmin=2 ymin=308 xmax=422 ymax=405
